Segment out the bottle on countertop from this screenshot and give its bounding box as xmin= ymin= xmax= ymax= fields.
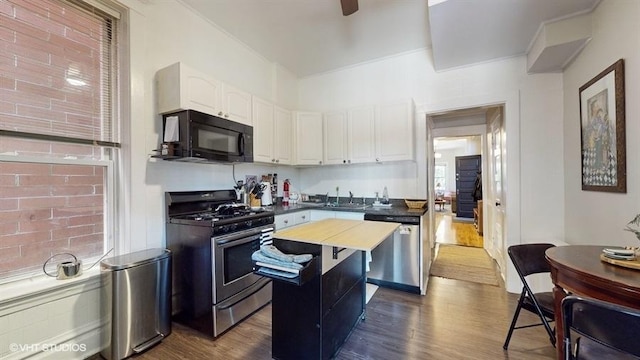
xmin=272 ymin=173 xmax=278 ymax=203
xmin=283 ymin=179 xmax=290 ymax=206
xmin=382 ymin=186 xmax=389 ymax=204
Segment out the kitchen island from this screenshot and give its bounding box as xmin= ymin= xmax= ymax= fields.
xmin=259 ymin=219 xmax=399 ymax=360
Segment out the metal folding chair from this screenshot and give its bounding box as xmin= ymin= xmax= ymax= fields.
xmin=503 ymin=243 xmax=556 ymax=350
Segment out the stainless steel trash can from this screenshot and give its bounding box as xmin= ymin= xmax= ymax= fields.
xmin=100 ymin=248 xmax=172 ymax=360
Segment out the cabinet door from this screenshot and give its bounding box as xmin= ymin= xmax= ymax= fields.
xmin=275 ymin=213 xmax=295 ymax=230
xmin=323 ymin=111 xmax=348 ymax=165
xmin=252 ymin=96 xmax=275 ymax=164
xmin=309 ymin=210 xmax=335 ymax=221
xmin=334 ymin=212 xmax=364 ymax=220
xmin=375 ymin=101 xmax=414 ymax=162
xmin=294 ymin=210 xmax=310 ymax=225
xmin=274 ymin=106 xmax=293 ymax=165
xmin=347 ymin=106 xmax=375 ymax=164
xmin=156 ymin=62 xmax=222 ymax=116
xmin=294 ymin=112 xmax=324 ymax=165
xmin=222 ymin=84 xmax=252 ymax=126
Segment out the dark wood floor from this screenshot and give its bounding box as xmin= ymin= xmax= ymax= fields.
xmin=129 ymin=276 xmax=555 ymax=360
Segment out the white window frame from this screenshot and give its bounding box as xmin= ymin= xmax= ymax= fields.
xmin=0 ymin=0 xmax=125 ymax=284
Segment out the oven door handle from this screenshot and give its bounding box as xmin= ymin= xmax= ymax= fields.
xmin=216 ymin=233 xmax=262 ymax=249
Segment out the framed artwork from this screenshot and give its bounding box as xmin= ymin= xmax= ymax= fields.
xmin=579 ymin=59 xmax=626 ymax=193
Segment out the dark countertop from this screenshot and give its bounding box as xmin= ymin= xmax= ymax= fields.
xmin=264 ymin=200 xmax=428 ymax=217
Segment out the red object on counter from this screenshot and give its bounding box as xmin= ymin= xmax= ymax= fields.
xmin=283 ymin=179 xmax=290 ymax=205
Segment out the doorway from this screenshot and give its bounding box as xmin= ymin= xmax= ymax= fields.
xmin=429 ymin=106 xmax=505 ymax=260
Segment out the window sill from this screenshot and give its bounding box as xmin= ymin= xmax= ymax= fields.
xmin=0 ymin=267 xmax=102 ymax=306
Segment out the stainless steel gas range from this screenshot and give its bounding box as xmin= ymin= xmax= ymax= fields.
xmin=165 ymin=190 xmax=274 ymax=337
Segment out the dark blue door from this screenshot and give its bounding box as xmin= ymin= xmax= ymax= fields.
xmin=456 ymin=155 xmax=481 ymax=218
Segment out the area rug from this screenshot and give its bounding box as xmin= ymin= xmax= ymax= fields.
xmin=430 ymin=244 xmax=499 ymax=286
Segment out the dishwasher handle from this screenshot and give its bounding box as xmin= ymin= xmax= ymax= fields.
xmin=364 ymin=214 xmax=420 ymax=225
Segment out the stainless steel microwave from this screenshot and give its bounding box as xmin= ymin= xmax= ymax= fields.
xmin=162 ymin=109 xmax=253 ymax=163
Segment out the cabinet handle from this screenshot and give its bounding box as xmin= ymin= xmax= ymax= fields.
xmin=318 ymin=161 xmax=322 ymax=164
xmin=301 ymin=215 xmax=306 ymax=219
xmin=218 ymin=111 xmax=223 ymax=116
xmin=376 ymin=158 xmax=380 ymax=162
xmin=276 ymin=159 xmax=279 ymax=163
xmin=284 ymin=220 xmax=288 ymax=224
xmin=343 ymin=160 xmax=346 ymax=164
xmin=225 ymin=113 xmax=229 ymax=118
xmin=348 ymin=160 xmax=351 ymax=164
xmin=272 ymin=159 xmax=276 ymax=162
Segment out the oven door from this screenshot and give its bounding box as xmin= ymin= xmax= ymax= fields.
xmin=212 ymin=225 xmax=272 ymax=303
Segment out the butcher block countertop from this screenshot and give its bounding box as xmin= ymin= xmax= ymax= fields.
xmin=273 ymin=218 xmax=400 ymax=251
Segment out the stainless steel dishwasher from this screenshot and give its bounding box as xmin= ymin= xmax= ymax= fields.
xmin=364 ymin=214 xmax=420 ymax=294
xmin=101 ymin=248 xmax=172 ymax=360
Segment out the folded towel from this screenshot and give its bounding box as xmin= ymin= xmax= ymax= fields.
xmin=252 ymin=250 xmax=303 ymax=270
xmin=292 ymin=253 xmax=313 ymax=263
xmin=260 ymin=245 xmax=312 ymax=264
xmin=260 ymin=244 xmax=293 ymax=262
xmin=256 ymin=267 xmax=298 ymax=279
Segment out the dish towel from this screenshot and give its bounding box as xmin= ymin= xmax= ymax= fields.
xmin=251 ymin=251 xmax=303 ymax=270
xmin=260 ymin=244 xmax=312 ymax=264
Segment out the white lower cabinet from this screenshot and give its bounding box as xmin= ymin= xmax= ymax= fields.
xmin=275 ymin=210 xmax=310 ymax=230
xmin=309 ymin=210 xmax=364 ymax=221
xmin=335 ymin=212 xmax=364 ymax=220
xmin=309 ymin=210 xmax=336 ymax=221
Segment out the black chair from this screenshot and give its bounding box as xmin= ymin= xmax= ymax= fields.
xmin=562 ymin=295 xmax=640 ymax=360
xmin=503 ymin=243 xmax=556 ymax=350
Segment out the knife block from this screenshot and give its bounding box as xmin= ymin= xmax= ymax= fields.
xmin=250 ymin=193 xmax=261 ymax=207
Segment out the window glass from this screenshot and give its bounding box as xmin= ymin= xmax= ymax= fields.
xmin=435 ymin=163 xmax=447 ymax=196
xmin=0 ymin=0 xmax=119 ymax=281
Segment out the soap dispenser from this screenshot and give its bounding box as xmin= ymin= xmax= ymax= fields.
xmin=382 ymin=186 xmax=389 ymax=204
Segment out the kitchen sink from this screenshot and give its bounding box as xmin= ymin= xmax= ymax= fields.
xmin=324 ymin=203 xmax=369 ymax=210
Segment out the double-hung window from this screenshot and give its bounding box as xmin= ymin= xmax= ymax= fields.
xmin=0 ymin=0 xmax=121 ymax=281
xmin=434 ymin=163 xmax=447 ymax=196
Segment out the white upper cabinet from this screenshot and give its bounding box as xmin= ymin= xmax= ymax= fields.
xmin=157 ymin=62 xmax=223 ymax=116
xmin=375 ymin=101 xmax=414 ymax=162
xmin=323 ymin=110 xmax=348 ymax=165
xmin=156 ymin=62 xmax=252 ymax=125
xmin=253 ymin=96 xmax=275 ymax=163
xmin=347 ymin=106 xmax=376 ymax=163
xmin=221 ymin=84 xmax=252 ymax=126
xmin=323 ymin=106 xmax=375 ymax=165
xmin=274 ymin=106 xmax=293 ymax=165
xmin=252 ymin=97 xmax=293 ymax=164
xmin=294 ymin=112 xmax=324 ymax=165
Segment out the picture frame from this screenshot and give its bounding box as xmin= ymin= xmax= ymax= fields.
xmin=579 ymin=59 xmax=626 ymax=193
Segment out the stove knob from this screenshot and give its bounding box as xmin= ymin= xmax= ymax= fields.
xmin=230 ymin=224 xmax=238 ymax=232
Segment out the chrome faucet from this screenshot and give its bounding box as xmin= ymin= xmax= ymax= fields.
xmin=349 ymin=191 xmax=354 ymax=204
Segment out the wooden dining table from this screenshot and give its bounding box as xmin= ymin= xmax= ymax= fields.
xmin=545 ymin=245 xmax=640 ymax=360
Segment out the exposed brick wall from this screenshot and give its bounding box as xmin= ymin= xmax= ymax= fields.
xmin=0 ymin=0 xmax=112 ymax=279
xmin=0 ymin=0 xmax=108 ymax=141
xmin=0 ymin=161 xmax=104 ymax=277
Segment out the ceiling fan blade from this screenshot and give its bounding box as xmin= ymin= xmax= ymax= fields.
xmin=341 ymin=0 xmax=358 ymax=16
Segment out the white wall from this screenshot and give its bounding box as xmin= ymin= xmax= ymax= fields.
xmin=563 ymin=0 xmax=640 ymax=246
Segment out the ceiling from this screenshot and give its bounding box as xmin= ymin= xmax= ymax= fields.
xmin=180 ymin=0 xmax=600 ymax=78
